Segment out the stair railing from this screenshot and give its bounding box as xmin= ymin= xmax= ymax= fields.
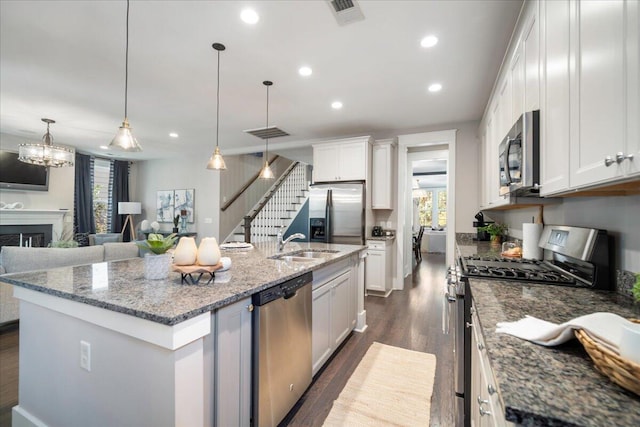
xmin=243 ymin=162 xmax=308 ymax=243
xmin=220 ymin=155 xmax=280 ymax=212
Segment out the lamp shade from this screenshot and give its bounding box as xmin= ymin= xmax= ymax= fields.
xmin=118 ymin=202 xmax=141 ymax=215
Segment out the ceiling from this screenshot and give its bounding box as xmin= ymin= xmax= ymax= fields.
xmin=0 ymin=0 xmax=522 ymax=162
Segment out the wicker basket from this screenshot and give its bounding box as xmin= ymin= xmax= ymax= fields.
xmin=575 ymin=319 xmax=640 ymax=396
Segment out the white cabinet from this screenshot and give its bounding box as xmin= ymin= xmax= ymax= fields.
xmin=312 ymin=260 xmax=355 ymax=376
xmin=539 ymin=0 xmax=571 ymax=196
xmin=523 ymin=7 xmax=540 ymax=112
xmin=365 ymin=239 xmax=392 ymax=297
xmin=312 ymin=138 xmax=370 ymax=182
xmin=371 ymin=139 xmax=397 ymax=209
xmin=470 ymin=305 xmax=514 ymax=427
xmin=215 ymin=297 xmax=252 ymax=427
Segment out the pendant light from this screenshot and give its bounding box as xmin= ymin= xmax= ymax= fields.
xmin=109 ymin=0 xmax=142 ymax=152
xmin=18 ymin=118 xmax=74 ymax=167
xmin=258 ymin=81 xmax=275 ymax=179
xmin=206 ymin=43 xmax=227 ymax=170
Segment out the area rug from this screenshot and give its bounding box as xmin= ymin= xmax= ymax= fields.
xmin=323 ymin=342 xmax=436 ymax=426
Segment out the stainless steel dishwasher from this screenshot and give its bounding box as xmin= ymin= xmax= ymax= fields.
xmin=252 ymin=271 xmax=312 ymax=427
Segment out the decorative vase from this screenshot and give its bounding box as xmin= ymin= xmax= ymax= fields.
xmin=173 ymin=237 xmax=197 ymax=265
xmin=490 ymin=235 xmax=503 ymax=246
xmin=197 ymin=237 xmax=221 ymax=266
xmin=144 ymin=253 xmax=172 ymax=280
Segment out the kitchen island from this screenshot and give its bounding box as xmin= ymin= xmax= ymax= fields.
xmin=458 ymin=236 xmax=640 ymax=426
xmin=2 ymin=242 xmax=366 ymax=427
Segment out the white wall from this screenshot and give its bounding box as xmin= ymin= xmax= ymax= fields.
xmin=131 ymin=154 xmax=221 ymax=243
xmin=485 ymin=194 xmax=640 ymax=273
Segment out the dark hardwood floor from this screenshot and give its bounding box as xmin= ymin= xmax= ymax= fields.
xmin=284 ymin=253 xmax=454 ymax=427
xmin=0 ymin=253 xmax=452 ymax=427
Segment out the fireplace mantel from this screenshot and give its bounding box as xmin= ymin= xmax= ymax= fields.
xmin=0 ymin=209 xmax=68 ymax=241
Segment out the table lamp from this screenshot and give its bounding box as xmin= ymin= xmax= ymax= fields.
xmin=118 ymin=202 xmax=141 ymax=241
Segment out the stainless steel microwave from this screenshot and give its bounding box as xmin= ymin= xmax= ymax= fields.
xmin=498 ymin=110 xmax=540 ymax=196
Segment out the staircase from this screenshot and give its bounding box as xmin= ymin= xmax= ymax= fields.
xmin=227 ymin=162 xmax=310 ymax=243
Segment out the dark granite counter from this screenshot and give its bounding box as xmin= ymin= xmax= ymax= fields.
xmin=2 ymin=242 xmax=365 ymax=326
xmin=456 ymin=234 xmax=640 ymax=426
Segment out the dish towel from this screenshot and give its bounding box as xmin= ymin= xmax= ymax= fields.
xmin=495 ymin=312 xmax=634 ymax=351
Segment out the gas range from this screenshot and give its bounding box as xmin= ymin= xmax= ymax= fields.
xmin=458 ymin=225 xmax=612 ymax=290
xmin=460 ymin=256 xmax=576 ymax=285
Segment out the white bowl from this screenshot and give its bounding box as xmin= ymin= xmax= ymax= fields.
xmin=619 ymin=322 xmax=640 ymax=365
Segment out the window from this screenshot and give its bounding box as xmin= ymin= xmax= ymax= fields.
xmin=414 ymin=188 xmax=447 ymax=228
xmin=93 ymin=159 xmax=111 ymax=233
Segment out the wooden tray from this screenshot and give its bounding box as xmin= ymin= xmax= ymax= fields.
xmin=172 ymin=263 xmax=223 ymax=285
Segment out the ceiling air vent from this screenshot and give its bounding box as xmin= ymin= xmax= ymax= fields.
xmin=327 ymin=0 xmax=364 ymax=26
xmin=244 ymin=126 xmax=290 ymax=140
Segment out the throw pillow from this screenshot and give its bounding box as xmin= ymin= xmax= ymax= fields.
xmin=75 ymin=232 xmax=90 ymax=247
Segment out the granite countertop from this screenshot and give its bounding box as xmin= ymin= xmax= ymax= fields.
xmin=470 ymin=279 xmax=640 ymax=426
xmin=367 ymin=235 xmax=395 ymax=241
xmin=2 ymin=242 xmax=365 ymax=326
xmin=455 ymin=234 xmax=640 ymax=426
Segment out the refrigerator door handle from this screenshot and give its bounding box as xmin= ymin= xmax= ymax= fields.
xmin=325 ymin=189 xmax=332 ymax=243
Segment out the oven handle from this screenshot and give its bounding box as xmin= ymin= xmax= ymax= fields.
xmin=442 ymin=292 xmax=450 ymax=335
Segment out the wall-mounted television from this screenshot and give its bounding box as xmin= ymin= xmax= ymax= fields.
xmin=0 ymin=150 xmax=49 ymax=191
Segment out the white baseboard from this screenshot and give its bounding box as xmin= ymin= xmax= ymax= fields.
xmin=12 ymin=406 xmax=48 ymax=427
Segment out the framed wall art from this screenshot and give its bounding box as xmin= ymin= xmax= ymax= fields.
xmin=156 ymin=190 xmax=175 ymax=222
xmin=174 ymin=188 xmax=195 ymax=223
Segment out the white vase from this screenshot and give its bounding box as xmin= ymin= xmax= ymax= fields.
xmin=144 ymin=253 xmax=172 ymax=280
xmin=173 ymin=237 xmax=198 ymax=265
xmin=197 ymin=237 xmax=221 ymax=266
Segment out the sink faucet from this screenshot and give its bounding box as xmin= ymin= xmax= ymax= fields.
xmin=277 ymin=226 xmax=306 ymax=252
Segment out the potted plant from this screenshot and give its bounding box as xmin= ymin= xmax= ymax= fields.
xmin=633 ymin=273 xmax=640 ymax=303
xmin=172 ymin=215 xmax=180 ymax=234
xmin=136 ymin=233 xmax=178 ymax=280
xmin=479 ymin=222 xmax=508 ymax=245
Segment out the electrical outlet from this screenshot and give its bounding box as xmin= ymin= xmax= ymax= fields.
xmin=80 ymin=340 xmax=91 ymax=372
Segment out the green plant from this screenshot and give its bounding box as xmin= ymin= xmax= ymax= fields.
xmin=136 ymin=233 xmax=178 ymax=255
xmin=479 ymin=222 xmax=508 ymax=237
xmin=633 ymin=273 xmax=640 ymax=302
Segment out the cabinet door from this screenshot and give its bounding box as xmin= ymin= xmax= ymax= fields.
xmin=339 ymin=142 xmax=367 ymax=181
xmin=523 ymin=8 xmax=540 ymax=112
xmin=331 ymin=272 xmax=351 ymax=348
xmin=511 ymin=46 xmax=525 ymax=125
xmin=570 ymin=0 xmax=626 ymax=187
xmin=313 ymin=144 xmax=339 ymax=182
xmin=365 ymin=250 xmax=385 ymax=291
xmin=215 ymin=297 xmax=252 ymax=427
xmin=625 ymin=0 xmax=640 ymax=177
xmin=372 ymin=144 xmax=392 ymax=209
xmin=540 ymin=0 xmax=571 ymax=195
xmin=312 ymin=282 xmax=332 ymax=376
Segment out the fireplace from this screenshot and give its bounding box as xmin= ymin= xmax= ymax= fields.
xmin=0 ymin=224 xmax=53 ymax=249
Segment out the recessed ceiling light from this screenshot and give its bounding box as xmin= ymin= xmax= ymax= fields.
xmin=298 ymin=66 xmax=312 ymax=77
xmin=331 ymin=101 xmax=343 ymax=110
xmin=240 ymin=8 xmax=259 ymax=24
xmin=169 ymin=132 xmax=179 ymax=138
xmin=420 ymin=35 xmax=439 ymax=48
xmin=428 ymin=83 xmax=442 ymax=93
xmin=100 ymin=145 xmax=109 ymax=150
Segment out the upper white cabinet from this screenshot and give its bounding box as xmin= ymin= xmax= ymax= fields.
xmin=539 ymin=0 xmax=571 ymax=195
xmin=371 ymin=139 xmax=397 ymax=209
xmin=312 ymin=137 xmax=371 ymax=182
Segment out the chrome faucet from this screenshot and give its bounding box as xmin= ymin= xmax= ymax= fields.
xmin=277 ymin=226 xmax=306 ymax=252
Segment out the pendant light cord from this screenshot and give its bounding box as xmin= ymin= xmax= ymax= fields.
xmin=265 ymin=84 xmax=269 ymax=158
xmin=216 ymin=48 xmax=220 ymax=149
xmin=124 ymin=0 xmax=130 ymax=119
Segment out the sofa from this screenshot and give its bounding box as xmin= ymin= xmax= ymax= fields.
xmin=0 ymin=242 xmax=140 ymax=324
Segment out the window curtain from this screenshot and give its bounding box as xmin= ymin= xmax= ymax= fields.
xmin=109 ymin=160 xmax=130 ymax=239
xmin=74 ymin=153 xmax=96 ymax=234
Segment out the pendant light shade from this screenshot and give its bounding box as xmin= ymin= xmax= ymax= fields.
xmin=109 ymin=0 xmax=141 ymax=152
xmin=207 ymin=42 xmax=227 ymax=170
xmin=18 ymin=118 xmax=74 ymax=168
xmin=259 ymin=80 xmax=275 ymax=179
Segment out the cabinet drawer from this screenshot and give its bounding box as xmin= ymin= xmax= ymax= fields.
xmin=366 ymin=240 xmax=386 ymax=250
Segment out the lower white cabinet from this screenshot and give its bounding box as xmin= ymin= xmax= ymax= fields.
xmin=470 ymin=304 xmax=514 ymax=427
xmin=312 ymin=261 xmax=355 ymax=376
xmin=365 ymin=239 xmax=392 ymax=297
xmin=214 ymin=296 xmax=253 ymax=427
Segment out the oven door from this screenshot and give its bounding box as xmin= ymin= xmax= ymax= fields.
xmin=445 ymin=265 xmax=467 ymax=427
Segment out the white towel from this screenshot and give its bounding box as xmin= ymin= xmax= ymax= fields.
xmin=495 ymin=312 xmax=634 ymax=351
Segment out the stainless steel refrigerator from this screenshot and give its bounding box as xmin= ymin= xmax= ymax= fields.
xmin=308 ymin=182 xmax=365 ymax=245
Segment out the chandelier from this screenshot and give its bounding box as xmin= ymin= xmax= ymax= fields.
xmin=18 ymin=118 xmax=74 ymax=167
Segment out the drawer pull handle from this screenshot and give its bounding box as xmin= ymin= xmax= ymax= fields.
xmin=247 ymin=304 xmax=254 ymax=312
xmin=479 ymin=407 xmax=492 ymax=417
xmin=477 ymin=396 xmax=488 ymax=405
xmin=604 ymin=156 xmax=615 ymax=167
xmin=477 ymin=343 xmax=484 ymax=351
xmin=487 ymin=384 xmax=496 ymax=395
xmin=466 ymin=322 xmax=473 ymax=328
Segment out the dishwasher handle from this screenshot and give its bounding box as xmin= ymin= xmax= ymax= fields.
xmin=283 ymin=288 xmax=297 ymax=300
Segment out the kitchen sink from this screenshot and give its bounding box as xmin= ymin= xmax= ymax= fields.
xmin=270 ymin=249 xmax=339 ymax=261
xmin=276 ymin=256 xmax=317 ymax=263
